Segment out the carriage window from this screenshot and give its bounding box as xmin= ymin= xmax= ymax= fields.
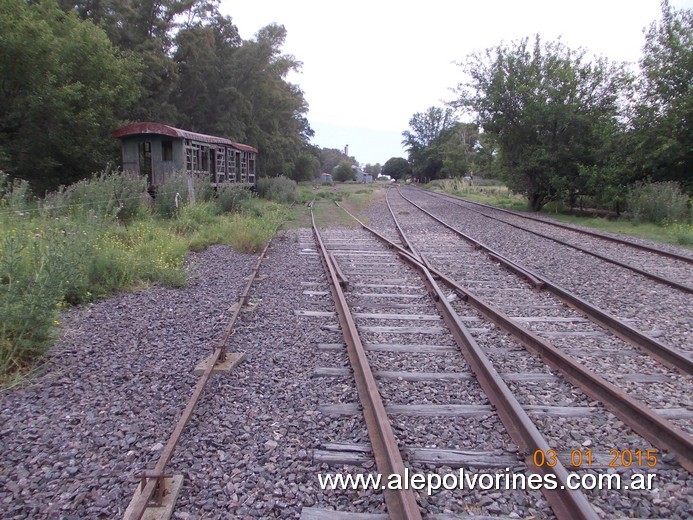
xmin=162 ymin=140 xmax=173 ymax=161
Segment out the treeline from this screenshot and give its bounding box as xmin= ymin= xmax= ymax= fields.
xmin=401 ymin=1 xmax=691 ymax=213
xmin=0 ymin=0 xmax=314 ymax=194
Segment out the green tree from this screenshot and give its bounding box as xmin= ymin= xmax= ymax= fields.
xmin=0 ymin=0 xmax=141 ymax=193
xmin=235 ymin=24 xmax=313 ymax=177
xmin=631 ymin=0 xmax=692 ymax=190
xmin=319 ymin=148 xmax=350 ymax=174
xmin=290 ymin=153 xmax=321 ymax=181
xmin=333 ymin=161 xmax=355 ymax=182
xmin=382 ymin=157 xmax=411 ymax=181
xmin=402 ymin=106 xmax=457 ymax=181
xmin=456 ymin=36 xmax=630 ymax=211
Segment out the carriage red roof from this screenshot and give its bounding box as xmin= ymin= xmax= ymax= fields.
xmin=112 ymin=122 xmax=258 ymax=153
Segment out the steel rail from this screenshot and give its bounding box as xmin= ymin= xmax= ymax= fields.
xmin=310 ymin=208 xmax=422 ymax=519
xmin=418 ymin=189 xmax=692 ymax=293
xmin=125 ymin=236 xmax=275 ymax=520
xmin=396 ymin=188 xmax=693 ymax=375
xmin=420 ymin=187 xmax=693 ymax=265
xmin=382 ymin=191 xmax=599 ymax=519
xmin=335 ymin=200 xmax=693 ymax=474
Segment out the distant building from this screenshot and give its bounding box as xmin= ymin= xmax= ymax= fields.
xmin=355 ymin=170 xmax=373 ymax=184
xmin=316 ymin=172 xmax=333 ymax=184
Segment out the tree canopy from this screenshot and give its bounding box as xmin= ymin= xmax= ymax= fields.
xmin=382 ymin=157 xmax=411 ymax=181
xmin=455 ymin=35 xmax=630 ymax=210
xmin=398 ymin=1 xmax=691 ymax=212
xmin=630 ymin=0 xmax=692 ymax=190
xmin=333 ymin=161 xmax=356 ymax=182
xmin=1 ymin=0 xmax=313 ymax=192
xmin=0 ymin=0 xmax=141 ymax=193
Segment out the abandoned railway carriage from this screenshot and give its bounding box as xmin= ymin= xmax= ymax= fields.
xmin=113 ymin=122 xmax=257 ymax=188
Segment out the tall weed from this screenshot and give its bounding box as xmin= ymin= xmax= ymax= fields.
xmin=627 ymin=181 xmax=690 ymax=224
xmin=155 ymin=172 xmax=213 ymax=217
xmin=256 ymin=176 xmax=297 ymax=204
xmin=216 ymin=184 xmax=252 ymax=213
xmin=0 ymin=173 xmax=31 ymax=211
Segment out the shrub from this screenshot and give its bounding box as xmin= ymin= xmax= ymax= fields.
xmin=154 ymin=172 xmax=212 ymax=217
xmin=216 ymin=184 xmax=252 ymax=213
xmin=0 ymin=173 xmax=31 ymax=211
xmin=60 ymin=170 xmax=150 ymax=223
xmin=626 ymin=181 xmax=690 ymax=224
xmin=256 ymin=176 xmax=297 ymax=204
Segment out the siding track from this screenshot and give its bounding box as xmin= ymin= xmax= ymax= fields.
xmin=305 ymin=197 xmax=692 ymax=518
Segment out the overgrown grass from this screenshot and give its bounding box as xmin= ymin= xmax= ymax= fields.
xmin=431 ymin=178 xmax=693 ymax=248
xmin=545 ymin=214 xmax=693 ymax=248
xmin=256 ymin=176 xmax=297 ymax=204
xmin=0 ymin=171 xmax=284 ymax=384
xmin=626 ymin=180 xmax=690 ymax=225
xmin=430 ymin=178 xmax=527 ymax=210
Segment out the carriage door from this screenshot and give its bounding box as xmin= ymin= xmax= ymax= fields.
xmin=138 ymin=141 xmax=153 ymax=185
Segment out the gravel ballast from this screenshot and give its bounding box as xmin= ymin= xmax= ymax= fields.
xmin=1 ymin=194 xmax=691 ymax=518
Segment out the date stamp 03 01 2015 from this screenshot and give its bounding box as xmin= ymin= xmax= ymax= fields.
xmin=532 ymin=448 xmax=659 ymax=469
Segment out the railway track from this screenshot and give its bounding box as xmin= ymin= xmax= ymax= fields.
xmin=303 ymin=198 xmax=692 ymax=518
xmin=395 ymin=187 xmax=692 ymax=370
xmin=419 ymin=187 xmax=693 ymax=267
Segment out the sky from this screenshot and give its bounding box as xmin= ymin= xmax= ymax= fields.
xmin=218 ymin=0 xmax=692 ymax=167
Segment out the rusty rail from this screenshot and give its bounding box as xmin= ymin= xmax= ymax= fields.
xmin=397 ymin=188 xmax=693 ymax=375
xmin=382 ymin=191 xmax=599 ymax=519
xmin=125 ymin=236 xmax=275 ymax=520
xmin=311 ymin=208 xmax=422 ymax=519
xmin=420 ymin=189 xmax=692 ymax=293
xmin=421 ymin=187 xmax=693 ymax=265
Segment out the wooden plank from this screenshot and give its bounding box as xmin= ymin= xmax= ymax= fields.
xmin=655 ymin=408 xmax=693 ymax=419
xmin=313 ymin=367 xmax=472 ymax=381
xmin=615 ymin=374 xmax=673 ymax=383
xmin=318 ymin=403 xmax=621 ymax=418
xmin=303 ymin=290 xmax=329 ymax=296
xmin=312 ymin=450 xmax=371 ymax=465
xmin=357 ymin=303 xmax=432 ymax=309
xmin=353 ymin=313 xmax=442 ymax=321
xmin=509 ymin=316 xmax=589 ymax=323
xmin=404 ymin=448 xmax=519 ymax=468
xmin=352 ymin=284 xmax=421 ymax=290
xmin=313 ymin=367 xmax=568 ymax=383
xmin=317 ymin=343 xmax=459 ymax=353
xmin=355 ymin=325 xmax=447 ymax=334
xmin=353 ymin=293 xmax=424 ymax=299
xmin=300 ymin=508 xmax=388 ymax=520
xmin=318 ymin=403 xmax=492 ymax=417
xmin=498 ymin=304 xmax=566 ymax=310
xmin=366 ymin=343 xmax=459 ymax=353
xmin=295 ymin=310 xmax=336 ymax=317
xmin=321 ymin=325 xmax=449 ymax=334
xmin=539 ymin=331 xmax=607 ymax=337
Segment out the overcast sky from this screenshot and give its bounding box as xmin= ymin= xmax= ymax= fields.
xmin=219 ymin=0 xmax=692 ymax=166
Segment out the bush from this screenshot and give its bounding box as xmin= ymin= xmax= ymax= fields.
xmin=0 ymin=173 xmax=31 ymax=211
xmin=216 ymin=184 xmax=252 ymax=213
xmin=154 ymin=172 xmax=212 ymax=217
xmin=256 ymin=176 xmax=297 ymax=204
xmin=59 ymin=170 xmax=150 ymax=223
xmin=626 ymin=181 xmax=690 ymax=224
